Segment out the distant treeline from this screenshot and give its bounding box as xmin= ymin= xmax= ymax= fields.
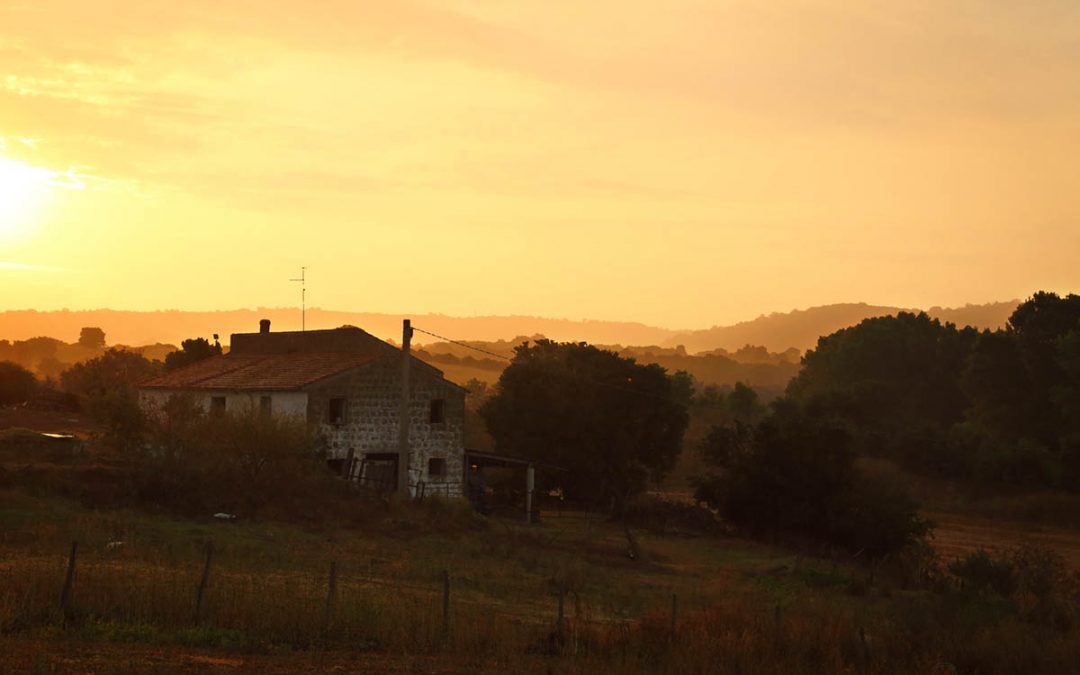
xmin=784 ymin=292 xmax=1080 ymax=491
xmin=0 ymin=328 xmax=175 ymax=380
xmin=415 ymin=336 xmax=801 ymax=392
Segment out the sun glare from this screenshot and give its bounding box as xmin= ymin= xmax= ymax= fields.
xmin=0 ymin=156 xmax=52 ymax=237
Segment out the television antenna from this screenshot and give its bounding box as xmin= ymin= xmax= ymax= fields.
xmin=290 ymin=266 xmax=307 ymax=331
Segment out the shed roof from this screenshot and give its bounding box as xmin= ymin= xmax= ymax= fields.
xmin=141 ymin=352 xmax=382 ymax=391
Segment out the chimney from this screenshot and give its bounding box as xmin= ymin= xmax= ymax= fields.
xmin=259 ymin=319 xmax=271 ymax=334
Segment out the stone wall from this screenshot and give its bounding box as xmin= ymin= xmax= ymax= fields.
xmin=307 ymin=358 xmax=466 ymax=497
xmin=139 ymin=389 xmax=308 ymax=418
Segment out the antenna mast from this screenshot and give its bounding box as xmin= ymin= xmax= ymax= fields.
xmin=289 ymin=266 xmax=307 ymax=331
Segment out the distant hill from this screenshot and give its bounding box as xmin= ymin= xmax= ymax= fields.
xmin=0 ymin=309 xmax=679 ymax=350
xmin=663 ymin=301 xmax=1019 ymax=353
xmin=0 ymin=301 xmax=1019 ymax=356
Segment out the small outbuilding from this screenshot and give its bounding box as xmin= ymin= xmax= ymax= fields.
xmin=139 ymin=321 xmax=466 ymax=497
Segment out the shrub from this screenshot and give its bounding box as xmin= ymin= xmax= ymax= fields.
xmin=695 ymin=401 xmax=930 ymax=557
xmin=0 ymin=361 xmax=37 ymax=405
xmin=948 ymin=550 xmax=1018 ymax=596
xmin=136 ymin=395 xmax=330 ymax=517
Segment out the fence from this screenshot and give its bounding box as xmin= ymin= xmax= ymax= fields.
xmin=2 ymin=539 xmax=693 ymax=657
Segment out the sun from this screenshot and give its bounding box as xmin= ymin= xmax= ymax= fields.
xmin=0 ymin=156 xmax=52 ymax=238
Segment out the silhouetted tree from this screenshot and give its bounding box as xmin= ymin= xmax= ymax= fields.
xmin=78 ymin=327 xmax=106 ymax=349
xmin=164 ymin=337 xmax=223 ymax=372
xmin=0 ymin=361 xmax=37 ymax=405
xmin=61 ymin=349 xmax=161 ymax=451
xmin=695 ymin=401 xmax=929 ymax=557
xmin=480 ymin=340 xmax=689 ymax=510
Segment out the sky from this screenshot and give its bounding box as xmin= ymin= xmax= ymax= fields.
xmin=1 ymin=0 xmax=1078 ymax=329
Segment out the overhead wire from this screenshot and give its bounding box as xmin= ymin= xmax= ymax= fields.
xmin=411 ymin=325 xmax=679 ymax=403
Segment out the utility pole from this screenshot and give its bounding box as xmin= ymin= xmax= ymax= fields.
xmin=290 ymin=267 xmax=307 ymax=331
xmin=397 ymin=319 xmax=413 ymax=494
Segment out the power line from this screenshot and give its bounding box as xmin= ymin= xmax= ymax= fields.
xmin=411 ymin=326 xmax=513 ymax=362
xmin=411 ymin=325 xmax=677 ymax=403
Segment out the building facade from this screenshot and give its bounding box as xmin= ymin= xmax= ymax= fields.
xmin=139 ymin=321 xmax=466 ymax=497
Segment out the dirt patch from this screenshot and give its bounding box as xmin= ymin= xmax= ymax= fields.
xmin=929 ymin=511 xmax=1080 ymax=568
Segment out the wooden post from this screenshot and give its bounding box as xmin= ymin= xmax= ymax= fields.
xmin=671 ymin=593 xmax=678 ymax=637
xmin=60 ymin=541 xmax=77 ymax=620
xmin=442 ymin=569 xmax=451 ymax=640
xmin=397 ymin=319 xmax=413 ymax=495
xmin=556 ymin=588 xmax=566 ymax=641
xmin=525 ymin=463 xmax=535 ymax=523
xmin=325 ymin=561 xmax=337 ymax=633
xmin=195 ymin=542 xmax=213 ymax=624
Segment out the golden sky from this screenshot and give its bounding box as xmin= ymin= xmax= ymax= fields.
xmin=1 ymin=0 xmax=1078 ymax=329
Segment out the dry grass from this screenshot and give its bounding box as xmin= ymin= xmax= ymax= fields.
xmin=2 ymin=488 xmax=1080 ymax=673
xmin=3 ymin=427 xmax=1080 ymax=673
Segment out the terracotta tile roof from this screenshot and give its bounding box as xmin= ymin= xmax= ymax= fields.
xmin=141 ymin=353 xmax=383 ymax=391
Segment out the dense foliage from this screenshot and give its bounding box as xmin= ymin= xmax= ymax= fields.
xmin=786 ymin=292 xmax=1080 ymax=490
xmin=164 ymin=337 xmax=223 ymax=371
xmin=0 ymin=361 xmax=37 ymax=406
xmin=138 ymin=395 xmax=326 ymax=515
xmin=480 ymin=340 xmax=689 ymax=509
xmin=695 ymin=401 xmax=929 ymax=556
xmin=60 ymin=348 xmax=162 ymax=450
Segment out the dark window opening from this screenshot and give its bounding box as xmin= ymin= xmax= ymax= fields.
xmin=210 ymin=396 xmax=226 ymax=412
xmin=429 ymin=398 xmax=446 ymax=424
xmin=428 ymin=457 xmax=447 ymax=478
xmin=259 ymin=396 xmax=272 ymax=416
xmin=328 ymin=398 xmax=347 ymax=425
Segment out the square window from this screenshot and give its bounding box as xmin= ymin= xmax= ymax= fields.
xmin=429 ymin=398 xmax=446 ymax=424
xmin=209 ymin=396 xmax=226 ymax=412
xmin=259 ymin=396 xmax=272 ymax=416
xmin=428 ymin=457 xmax=447 ymax=478
xmin=328 ymin=398 xmax=347 ymax=425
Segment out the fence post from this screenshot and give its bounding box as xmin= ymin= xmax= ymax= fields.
xmin=60 ymin=541 xmax=78 ymax=623
xmin=557 ymin=588 xmax=566 ymax=642
xmin=325 ymin=561 xmax=338 ymax=634
xmin=671 ymin=592 xmax=678 ymax=638
xmin=442 ymin=569 xmax=451 ymax=641
xmin=195 ymin=542 xmax=214 ymax=625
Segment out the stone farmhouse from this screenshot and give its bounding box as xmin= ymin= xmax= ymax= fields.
xmin=139 ymin=320 xmax=466 ymax=497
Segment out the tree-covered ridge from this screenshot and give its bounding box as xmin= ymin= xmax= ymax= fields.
xmin=787 ymin=292 xmax=1080 ymax=490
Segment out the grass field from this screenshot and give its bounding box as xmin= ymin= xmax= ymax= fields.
xmin=3 ymin=419 xmax=1080 ymax=672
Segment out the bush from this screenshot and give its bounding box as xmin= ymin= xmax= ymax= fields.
xmin=946 ymin=546 xmax=1080 ymax=630
xmin=137 ymin=395 xmax=331 ymax=517
xmin=695 ymin=402 xmax=930 ymax=557
xmin=0 ymin=361 xmax=37 ymax=405
xmin=949 ymin=550 xmax=1018 ymax=596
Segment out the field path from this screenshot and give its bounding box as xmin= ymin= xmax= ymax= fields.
xmin=928 ymin=511 xmax=1080 ymax=568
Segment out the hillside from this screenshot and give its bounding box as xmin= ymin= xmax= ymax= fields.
xmin=0 ymin=301 xmax=1019 ymax=356
xmin=664 ymin=301 xmax=1019 ymax=353
xmin=0 ymin=309 xmax=679 ymax=349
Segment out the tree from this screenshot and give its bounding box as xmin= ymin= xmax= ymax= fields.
xmin=78 ymin=327 xmax=106 ymax=349
xmin=695 ymin=401 xmax=929 ymax=557
xmin=61 ymin=349 xmax=162 ymax=451
xmin=480 ymin=340 xmax=689 ymax=509
xmin=0 ymin=361 xmax=37 ymax=405
xmin=164 ymin=337 xmax=223 ymax=371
